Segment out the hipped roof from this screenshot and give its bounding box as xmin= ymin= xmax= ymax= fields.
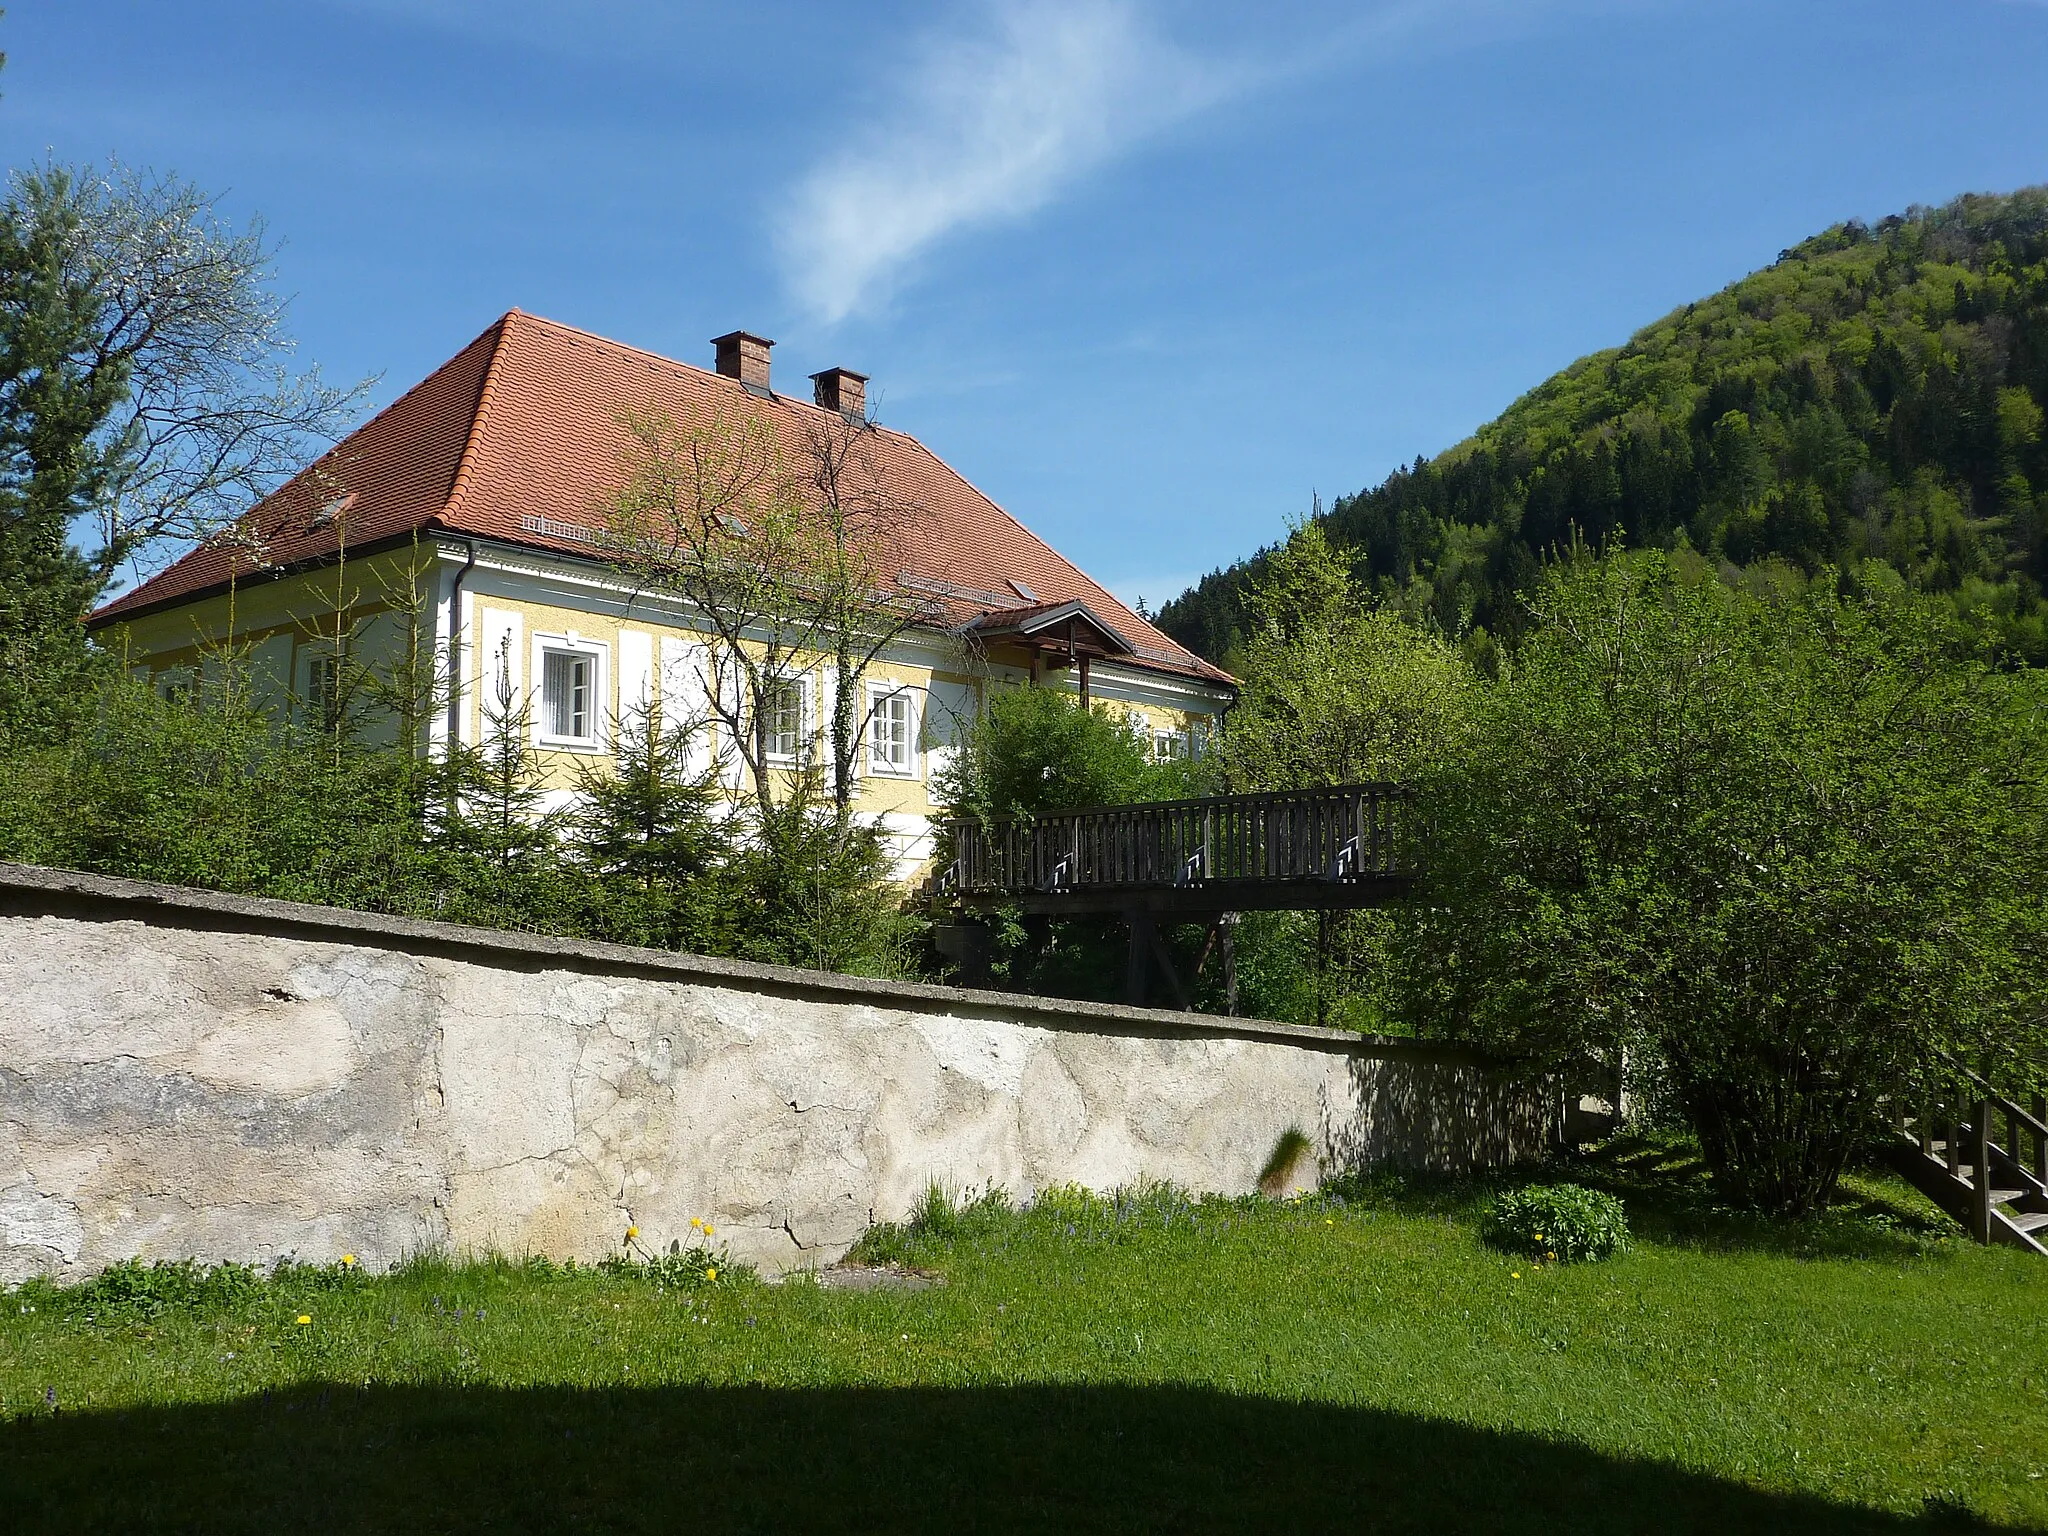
xmin=93 ymin=310 xmax=1232 ymax=688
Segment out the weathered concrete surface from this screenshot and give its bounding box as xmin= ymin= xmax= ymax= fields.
xmin=0 ymin=864 xmax=1557 ymax=1283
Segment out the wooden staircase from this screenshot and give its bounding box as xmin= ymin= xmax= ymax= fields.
xmin=1888 ymin=1075 xmax=2048 ymax=1255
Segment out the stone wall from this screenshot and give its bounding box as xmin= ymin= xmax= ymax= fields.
xmin=0 ymin=864 xmax=1557 ymax=1284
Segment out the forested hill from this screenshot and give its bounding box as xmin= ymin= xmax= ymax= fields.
xmin=1157 ymin=187 xmax=2048 ymax=665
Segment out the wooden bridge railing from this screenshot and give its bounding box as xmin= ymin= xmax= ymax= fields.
xmin=1890 ymin=1064 xmax=2048 ymax=1249
xmin=939 ymin=783 xmax=1417 ymax=901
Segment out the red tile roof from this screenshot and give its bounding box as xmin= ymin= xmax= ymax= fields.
xmin=94 ymin=310 xmax=1232 ymax=688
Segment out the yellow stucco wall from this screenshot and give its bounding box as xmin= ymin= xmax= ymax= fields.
xmin=98 ymin=546 xmax=1229 ymax=835
xmin=99 ymin=546 xmax=438 ymax=741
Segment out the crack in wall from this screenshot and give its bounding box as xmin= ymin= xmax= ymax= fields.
xmin=3 ymin=890 xmax=1554 ymax=1282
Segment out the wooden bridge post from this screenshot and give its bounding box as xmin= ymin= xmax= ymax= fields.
xmin=1222 ymin=912 xmax=1238 ymax=1017
xmin=1973 ymin=1103 xmax=1994 ymax=1244
xmin=1125 ymin=909 xmax=1154 ymax=1007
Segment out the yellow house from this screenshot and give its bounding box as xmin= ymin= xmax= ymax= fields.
xmin=90 ymin=311 xmax=1237 ymax=875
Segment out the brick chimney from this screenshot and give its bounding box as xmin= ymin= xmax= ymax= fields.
xmin=810 ymin=366 xmax=868 ymax=419
xmin=711 ymin=330 xmax=774 ymax=396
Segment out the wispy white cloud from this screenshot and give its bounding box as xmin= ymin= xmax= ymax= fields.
xmin=774 ymin=0 xmax=1587 ymax=325
xmin=778 ymin=1 xmax=1243 ymax=325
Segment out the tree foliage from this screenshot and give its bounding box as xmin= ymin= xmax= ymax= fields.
xmin=1405 ymin=551 xmax=2048 ymax=1213
xmin=934 ymin=684 xmax=1190 ymax=827
xmin=1215 ymin=521 xmax=1476 ymax=793
xmin=1162 ymin=187 xmax=2048 ymax=666
xmin=0 ymin=159 xmax=367 ymax=744
xmin=0 ymin=166 xmax=126 ymax=741
xmin=0 ymin=650 xmax=918 ymax=978
xmin=7 ymin=161 xmax=369 ymax=583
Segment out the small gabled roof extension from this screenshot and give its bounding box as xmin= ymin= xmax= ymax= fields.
xmin=93 ymin=310 xmax=1233 ymax=688
xmin=960 ymin=599 xmax=1135 ymax=658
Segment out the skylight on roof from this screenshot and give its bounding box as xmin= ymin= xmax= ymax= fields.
xmin=1008 ymin=578 xmax=1037 ymax=602
xmin=307 ymin=492 xmax=354 ymax=531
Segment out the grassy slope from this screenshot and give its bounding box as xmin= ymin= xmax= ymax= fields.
xmin=1159 ymin=187 xmax=2048 ymax=663
xmin=4 ymin=1160 xmax=2047 ymax=1533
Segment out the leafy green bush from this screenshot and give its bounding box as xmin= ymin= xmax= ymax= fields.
xmin=1482 ymin=1184 xmax=1630 ymax=1263
xmin=933 ymin=685 xmax=1195 ymax=827
xmin=1409 ymin=552 xmax=2048 ymax=1214
xmin=65 ymin=1257 xmax=267 ymax=1319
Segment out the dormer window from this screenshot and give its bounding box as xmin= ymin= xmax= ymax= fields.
xmin=307 ymin=492 xmax=355 ymax=532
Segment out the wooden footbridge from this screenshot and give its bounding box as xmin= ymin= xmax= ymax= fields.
xmin=933 ymin=783 xmax=1416 ymax=1008
xmin=932 ymin=782 xmax=2048 ymax=1260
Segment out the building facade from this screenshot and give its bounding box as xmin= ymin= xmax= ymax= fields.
xmin=90 ymin=311 xmax=1236 ymax=876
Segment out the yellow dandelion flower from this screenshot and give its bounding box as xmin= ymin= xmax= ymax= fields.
xmin=704 ymin=1224 xmax=715 ymax=1237
xmin=706 ymin=1268 xmax=718 ymax=1282
xmin=626 ymin=1225 xmax=640 ymax=1240
xmin=1510 ymin=1272 xmax=1521 ymax=1280
xmin=1324 ymin=1218 xmax=1334 ymax=1226
xmin=1547 ymin=1251 xmax=1557 ymax=1261
xmin=691 ymin=1218 xmax=703 ymax=1230
xmin=1533 ymin=1233 xmax=1544 ymax=1242
xmin=341 ymin=1253 xmax=357 ymax=1267
xmin=295 ymin=1315 xmax=312 ymax=1325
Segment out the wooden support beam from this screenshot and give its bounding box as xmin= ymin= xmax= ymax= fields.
xmin=1974 ymin=1103 xmax=1994 ymax=1244
xmin=1151 ymin=920 xmax=1190 ymax=1011
xmin=1124 ymin=909 xmax=1154 ymax=1007
xmin=1222 ymin=913 xmax=1238 ymax=1016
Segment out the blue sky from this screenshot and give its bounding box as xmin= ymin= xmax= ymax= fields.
xmin=6 ymin=0 xmax=2047 ymax=609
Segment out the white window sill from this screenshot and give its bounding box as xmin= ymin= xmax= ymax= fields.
xmin=536 ymin=736 xmax=607 ymax=754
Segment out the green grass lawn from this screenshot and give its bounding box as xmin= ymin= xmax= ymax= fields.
xmin=5 ymin=1144 xmax=2048 ymax=1533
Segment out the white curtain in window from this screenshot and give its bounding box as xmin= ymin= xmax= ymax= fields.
xmin=542 ymin=650 xmax=591 ymax=738
xmin=924 ymin=678 xmax=975 ymax=781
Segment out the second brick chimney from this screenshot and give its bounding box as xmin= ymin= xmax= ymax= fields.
xmin=711 ymin=330 xmax=774 ymax=396
xmin=810 ymin=366 xmax=868 ymax=420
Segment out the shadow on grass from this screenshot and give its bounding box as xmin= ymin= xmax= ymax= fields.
xmin=1331 ymin=1134 xmax=1959 ymax=1263
xmin=1558 ymin=1137 xmax=1959 ymax=1261
xmin=2 ymin=1381 xmax=2011 ymax=1534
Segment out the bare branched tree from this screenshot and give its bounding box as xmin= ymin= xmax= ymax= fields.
xmin=790 ymin=408 xmax=936 ymax=818
xmin=603 ymin=402 xmax=934 ymax=830
xmin=7 ymin=160 xmax=372 ymax=581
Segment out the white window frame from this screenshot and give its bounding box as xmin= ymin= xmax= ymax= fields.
xmin=763 ymin=674 xmax=808 ymax=766
xmin=157 ymin=666 xmax=195 ymax=705
xmin=301 ymin=645 xmax=345 ymax=731
xmin=1151 ymin=726 xmax=1189 ymax=764
xmin=865 ymin=681 xmax=921 ymax=779
xmin=531 ymin=632 xmax=608 ymax=751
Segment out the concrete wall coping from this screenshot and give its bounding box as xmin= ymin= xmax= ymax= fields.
xmin=0 ymin=861 xmax=1493 ymax=1067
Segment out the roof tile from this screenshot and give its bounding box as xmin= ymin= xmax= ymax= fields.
xmin=94 ymin=311 xmax=1232 ymax=687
